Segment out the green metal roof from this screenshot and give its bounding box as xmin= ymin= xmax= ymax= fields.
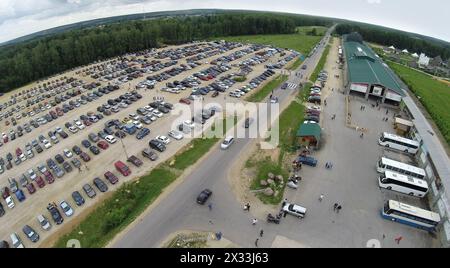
xmin=343 ymin=40 xmax=405 ymax=97
xmin=296 ymin=123 xmax=321 ymax=140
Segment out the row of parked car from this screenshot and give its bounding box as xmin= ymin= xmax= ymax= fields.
xmin=308 ymin=70 xmax=327 ymax=104
xmin=228 ymin=69 xmax=276 ymax=98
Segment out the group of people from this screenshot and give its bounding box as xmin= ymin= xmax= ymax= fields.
xmin=333 ymin=203 xmax=343 ymax=213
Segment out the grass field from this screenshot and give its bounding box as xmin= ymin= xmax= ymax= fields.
xmin=246 ymin=75 xmax=288 ymax=102
xmin=310 ymin=44 xmax=330 ymax=82
xmin=296 ymin=26 xmax=328 ymax=36
xmin=218 ymin=26 xmax=325 ymax=55
xmin=389 ymin=62 xmax=450 ymax=145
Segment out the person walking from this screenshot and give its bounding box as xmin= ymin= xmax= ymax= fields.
xmin=260 ymin=230 xmax=264 ymax=237
xmin=394 ymin=236 xmax=403 ymax=244
xmin=360 ymin=132 xmax=364 ymax=138
xmin=208 ymin=203 xmax=213 ymax=211
xmin=244 ymin=203 xmax=250 ymax=211
xmin=319 ymin=194 xmax=324 ymax=202
xmin=282 ymin=198 xmax=288 ymax=207
xmin=333 ymin=203 xmax=338 ymax=211
xmin=252 ymin=218 xmax=258 ymax=225
xmin=255 ymin=238 xmax=259 ymax=247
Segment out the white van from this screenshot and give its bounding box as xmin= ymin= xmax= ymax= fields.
xmin=282 ymin=203 xmax=307 ymax=218
xmin=10 ymin=233 xmax=24 ymax=248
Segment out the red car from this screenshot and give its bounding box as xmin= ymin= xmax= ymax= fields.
xmin=3 ymin=136 xmax=8 ymax=143
xmin=97 ymin=141 xmax=109 ymax=150
xmin=43 ymin=171 xmax=55 ymax=184
xmin=84 ymin=120 xmax=92 ymax=126
xmin=1 ymin=187 xmax=10 ymax=200
xmin=115 ymin=161 xmax=131 ymax=176
xmin=26 ymin=183 xmax=36 ymax=194
xmin=35 ymin=176 xmax=46 ymax=188
xmin=57 ymin=110 xmax=64 ymax=117
xmin=179 ymin=98 xmax=191 ymax=105
xmin=80 ymin=152 xmax=91 ymax=162
xmin=16 ymin=148 xmax=23 ymax=157
xmin=104 ymin=171 xmax=119 ymax=184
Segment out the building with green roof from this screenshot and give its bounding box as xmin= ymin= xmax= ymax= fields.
xmin=343 ymin=33 xmax=406 ymax=105
xmin=296 ymin=122 xmax=321 ymax=148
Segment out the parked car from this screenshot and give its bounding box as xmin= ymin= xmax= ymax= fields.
xmin=93 ymin=177 xmax=108 ymax=192
xmin=127 ymin=155 xmax=143 ymax=167
xmin=59 ymin=200 xmax=74 ymax=217
xmin=149 ymin=139 xmax=166 ymax=152
xmin=83 ymin=183 xmax=96 ymax=198
xmin=104 ymin=171 xmax=119 ymax=185
xmin=282 ymin=202 xmax=307 ymax=218
xmin=71 ymin=191 xmax=85 ymax=206
xmin=296 ymin=156 xmax=318 ymax=167
xmin=220 ymin=136 xmax=234 ymax=149
xmin=115 ymin=161 xmax=131 ymax=176
xmin=22 ymin=225 xmax=39 ymax=243
xmin=37 ymin=214 xmax=51 ymax=231
xmin=10 ymin=233 xmax=24 ymax=248
xmin=142 ymin=148 xmax=158 ymax=161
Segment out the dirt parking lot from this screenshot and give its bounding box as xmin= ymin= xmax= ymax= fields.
xmin=0 ymin=41 xmax=293 ymax=247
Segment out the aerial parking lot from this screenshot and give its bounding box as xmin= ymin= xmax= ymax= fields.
xmin=0 ymin=40 xmax=298 ymax=247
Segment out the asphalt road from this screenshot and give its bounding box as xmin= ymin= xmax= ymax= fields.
xmin=113 ymin=29 xmax=334 ymax=248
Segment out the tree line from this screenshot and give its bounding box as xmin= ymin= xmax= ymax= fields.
xmin=335 ymin=23 xmax=450 ymax=60
xmin=0 ymin=12 xmax=332 ymax=93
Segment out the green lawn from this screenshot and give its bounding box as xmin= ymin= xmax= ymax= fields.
xmin=287 ymin=58 xmax=303 ymax=70
xmin=389 ymin=62 xmax=450 ymax=145
xmin=296 ymin=26 xmax=328 ymax=36
xmin=246 ymin=75 xmax=288 ymax=102
xmin=218 ymin=27 xmax=324 ymax=55
xmin=310 ymin=44 xmax=330 ymax=82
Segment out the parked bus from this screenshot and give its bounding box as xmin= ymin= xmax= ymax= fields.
xmin=381 ymin=200 xmax=440 ymax=231
xmin=377 ymin=157 xmax=426 ymax=180
xmin=378 ymin=170 xmax=428 ymax=197
xmin=378 ymin=132 xmax=419 ymax=154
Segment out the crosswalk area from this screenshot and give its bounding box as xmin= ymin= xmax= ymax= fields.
xmin=286 ymin=83 xmax=297 ymax=89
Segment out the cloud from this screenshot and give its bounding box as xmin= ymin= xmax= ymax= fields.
xmin=367 ymin=0 xmax=381 ymax=4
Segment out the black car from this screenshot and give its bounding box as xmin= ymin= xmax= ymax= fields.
xmin=149 ymin=139 xmax=166 ymax=152
xmin=71 ymin=191 xmax=85 ymax=206
xmin=115 ymin=130 xmax=126 ymax=138
xmin=58 ymin=131 xmax=69 ymax=139
xmin=62 ymin=162 xmax=73 ymax=173
xmin=93 ymin=177 xmax=108 ymax=192
xmin=142 ymin=148 xmax=158 ymax=161
xmin=81 ymin=139 xmax=91 ymax=148
xmin=71 ymin=158 xmax=81 ymax=169
xmin=47 ymin=203 xmax=64 ymax=225
xmin=196 ymin=189 xmax=212 ymax=204
xmin=55 ymin=154 xmax=65 ymax=164
xmin=136 ymin=128 xmax=150 ymax=140
xmin=72 ymin=145 xmax=82 ymax=155
xmin=103 ymin=127 xmax=114 ymax=135
xmin=89 ymin=146 xmax=100 ymax=155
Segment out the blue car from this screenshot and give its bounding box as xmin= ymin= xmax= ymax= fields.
xmin=136 ymin=128 xmax=150 ymax=140
xmin=296 ymin=156 xmax=318 ymax=167
xmin=15 ymin=189 xmax=26 ymax=202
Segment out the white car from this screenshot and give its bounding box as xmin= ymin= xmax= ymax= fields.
xmin=156 ymin=135 xmax=171 ymax=145
xmin=152 ymin=110 xmax=163 ymax=118
xmin=183 ymin=120 xmax=195 ymax=129
xmin=105 ymin=135 xmax=117 ymax=144
xmin=133 ymin=120 xmax=143 ymax=129
xmin=129 ymin=113 xmax=139 ymax=120
xmin=37 ymin=214 xmax=52 ymax=231
xmin=55 ymin=127 xmax=63 ymax=133
xmin=60 ymin=200 xmax=74 ymax=217
xmin=220 ymin=136 xmax=234 ymax=149
xmin=63 ymin=148 xmax=73 ymax=158
xmin=120 ymin=102 xmax=128 ymax=108
xmin=168 ymin=130 xmax=183 ymax=140
xmin=19 ymin=153 xmax=27 ymax=161
xmin=43 ymin=140 xmax=52 ymax=149
xmin=6 ymin=196 xmax=15 ymax=209
xmin=28 ymin=169 xmax=37 ymax=180
xmin=68 ymin=126 xmax=78 ymax=133
xmin=74 ymin=120 xmax=85 ymax=130
xmin=282 ymin=202 xmax=307 ymax=218
xmin=144 ymin=106 xmax=154 ymax=112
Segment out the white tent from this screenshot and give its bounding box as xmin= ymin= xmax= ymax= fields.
xmin=402 ymin=49 xmax=409 ymax=54
xmin=411 ymin=53 xmax=419 ymax=58
xmin=388 ymin=45 xmax=395 ymax=50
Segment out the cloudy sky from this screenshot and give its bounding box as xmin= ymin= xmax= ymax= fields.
xmin=0 ymin=0 xmax=449 ymax=44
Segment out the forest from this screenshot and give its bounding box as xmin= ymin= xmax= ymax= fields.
xmin=0 ymin=12 xmax=332 ymax=93
xmin=335 ymin=23 xmax=450 ymax=60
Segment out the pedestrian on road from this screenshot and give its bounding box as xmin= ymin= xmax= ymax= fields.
xmin=333 ymin=203 xmax=338 ymax=211
xmin=252 ymin=218 xmax=258 ymax=225
xmin=360 ymin=132 xmax=364 ymax=138
xmin=319 ymin=194 xmax=324 ymax=202
xmin=244 ymin=203 xmax=250 ymax=211
xmin=255 ymin=238 xmax=259 ymax=247
xmin=282 ymin=198 xmax=288 ymax=207
xmin=386 ymin=109 xmax=389 ymax=115
xmin=260 ymin=230 xmax=264 ymax=237
xmin=394 ymin=236 xmax=403 ymax=244
xmin=337 ymin=205 xmax=342 ymax=213
xmin=208 ymin=203 xmax=213 ymax=211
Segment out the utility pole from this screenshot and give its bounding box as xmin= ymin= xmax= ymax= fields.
xmin=119 ymin=136 xmax=129 ymax=159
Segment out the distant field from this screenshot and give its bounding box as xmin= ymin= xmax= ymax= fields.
xmin=389 ymin=62 xmax=450 ymax=145
xmin=217 ymin=26 xmax=325 ymax=55
xmin=296 ymin=26 xmax=327 ymax=36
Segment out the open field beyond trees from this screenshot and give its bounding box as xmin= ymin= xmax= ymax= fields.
xmin=389 ymin=62 xmax=450 ymax=145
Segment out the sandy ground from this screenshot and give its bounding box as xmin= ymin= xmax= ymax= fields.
xmin=0 ymin=42 xmax=291 ymax=247
xmin=271 ymin=235 xmax=310 ymax=248
xmin=160 ymin=230 xmax=238 ymax=248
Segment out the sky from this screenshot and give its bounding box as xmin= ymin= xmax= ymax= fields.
xmin=0 ymin=0 xmax=449 ymax=44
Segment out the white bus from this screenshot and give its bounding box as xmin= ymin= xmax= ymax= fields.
xmin=378 ymin=170 xmax=428 ymax=197
xmin=378 ymin=132 xmax=419 ymax=154
xmin=377 ymin=157 xmax=426 ymax=180
xmin=381 ymin=200 xmax=440 ymax=231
